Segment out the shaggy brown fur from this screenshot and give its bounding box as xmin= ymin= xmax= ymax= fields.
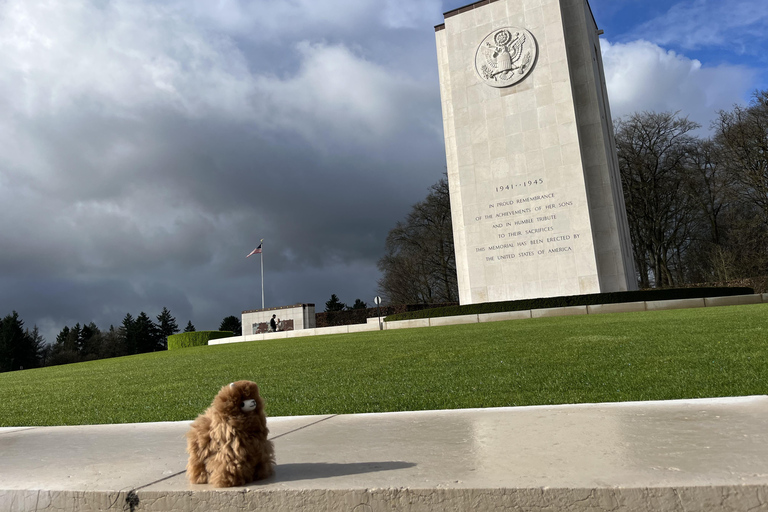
xmin=186 ymin=380 xmax=275 ymax=487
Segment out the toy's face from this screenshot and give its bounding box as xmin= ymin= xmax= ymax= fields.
xmin=215 ymin=380 xmax=263 ymax=417
xmin=241 ymin=399 xmax=257 ymax=412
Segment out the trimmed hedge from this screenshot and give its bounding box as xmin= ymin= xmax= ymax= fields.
xmin=167 ymin=331 xmax=234 ymax=350
xmin=384 ymin=287 xmax=755 ymax=322
xmin=315 ymin=303 xmax=458 ymax=327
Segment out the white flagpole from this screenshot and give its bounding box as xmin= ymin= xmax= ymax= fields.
xmin=260 ymin=239 xmax=265 ymax=309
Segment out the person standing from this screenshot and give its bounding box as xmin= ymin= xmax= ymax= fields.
xmin=270 ymin=314 xmax=277 ymax=332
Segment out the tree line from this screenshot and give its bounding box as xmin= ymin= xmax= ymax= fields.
xmin=616 ymin=91 xmax=768 ymax=287
xmin=0 ymin=308 xmax=196 ymax=372
xmin=379 ymin=90 xmax=768 ymax=299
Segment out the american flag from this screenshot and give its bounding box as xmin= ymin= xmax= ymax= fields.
xmin=246 ymin=241 xmax=263 ymax=258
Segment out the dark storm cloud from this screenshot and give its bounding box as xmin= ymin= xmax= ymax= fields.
xmin=0 ymin=0 xmax=446 ymax=340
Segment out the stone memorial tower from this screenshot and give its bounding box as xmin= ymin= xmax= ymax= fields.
xmin=435 ymin=0 xmax=636 ymax=305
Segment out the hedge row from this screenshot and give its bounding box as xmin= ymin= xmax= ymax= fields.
xmin=315 ymin=302 xmax=459 ymax=327
xmin=384 ymin=287 xmax=755 ymax=322
xmin=167 ymin=331 xmax=234 ymax=350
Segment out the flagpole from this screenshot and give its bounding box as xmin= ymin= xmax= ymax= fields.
xmin=260 ymin=245 xmax=264 ymax=309
xmin=247 ymin=240 xmax=265 ymax=309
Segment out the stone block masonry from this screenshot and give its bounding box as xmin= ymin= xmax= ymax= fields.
xmin=435 ymin=0 xmax=636 ymax=305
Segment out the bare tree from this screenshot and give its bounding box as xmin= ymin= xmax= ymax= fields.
xmin=378 ymin=178 xmax=458 ymax=304
xmin=715 ymin=91 xmax=768 ymax=227
xmin=615 ymin=111 xmax=700 ymax=288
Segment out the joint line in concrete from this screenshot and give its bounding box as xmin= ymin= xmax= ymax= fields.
xmin=0 ymin=427 xmax=35 ymax=435
xmin=127 ymin=415 xmax=339 ymax=496
xmin=270 ymin=414 xmax=339 ymax=441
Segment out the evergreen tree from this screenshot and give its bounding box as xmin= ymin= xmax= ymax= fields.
xmin=324 ymin=294 xmax=346 ymax=312
xmin=26 ymin=326 xmax=47 ymax=367
xmin=0 ymin=312 xmax=40 ymax=372
xmin=156 ymin=307 xmax=180 ymax=350
xmin=350 ymin=299 xmax=368 ymax=310
xmin=80 ymin=322 xmax=101 ymax=360
xmin=134 ymin=312 xmax=161 ymax=353
xmin=219 ymin=315 xmax=242 ymax=335
xmin=119 ymin=313 xmax=136 ymax=355
xmin=184 ymin=320 xmax=196 ymax=332
xmin=100 ymin=325 xmax=125 ymax=359
xmin=55 ymin=326 xmax=70 ymax=349
xmin=48 ymin=325 xmax=81 ymax=366
xmin=65 ymin=323 xmax=81 ymax=354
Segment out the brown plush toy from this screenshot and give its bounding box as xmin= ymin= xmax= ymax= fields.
xmin=186 ymin=380 xmax=275 ymax=487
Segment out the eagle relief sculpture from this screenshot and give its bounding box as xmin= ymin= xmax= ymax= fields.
xmin=475 ymin=27 xmax=537 ymax=88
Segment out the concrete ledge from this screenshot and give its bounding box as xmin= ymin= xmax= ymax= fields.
xmin=21 ymin=485 xmax=757 ymax=512
xmin=284 ymin=328 xmax=315 ymax=338
xmin=587 ymin=301 xmax=646 ymax=315
xmin=704 ymin=294 xmax=764 ymax=308
xmin=314 ymin=325 xmax=349 ymax=336
xmin=3 ymin=397 xmax=768 ymax=511
xmin=646 ymin=297 xmax=706 ymax=311
xmin=208 ymin=335 xmax=247 ymax=345
xmin=429 ymin=314 xmax=479 ymax=327
xmin=763 ymin=293 xmax=768 ymax=303
xmin=478 ymin=310 xmax=533 ymax=322
xmin=531 ymin=305 xmax=588 ymax=318
xmin=385 ymin=318 xmax=431 ymax=330
xmin=348 ymin=322 xmax=380 ymax=333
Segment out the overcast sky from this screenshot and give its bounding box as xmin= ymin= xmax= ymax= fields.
xmin=1 ymin=0 xmax=765 ymax=342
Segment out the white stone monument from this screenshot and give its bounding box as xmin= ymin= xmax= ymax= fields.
xmin=435 ymin=0 xmax=636 ymax=305
xmin=242 ymin=304 xmax=316 ymax=335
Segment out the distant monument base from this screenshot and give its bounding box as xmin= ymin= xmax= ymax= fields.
xmin=435 ymin=0 xmax=637 ymax=305
xmin=242 ymin=304 xmax=316 ymax=335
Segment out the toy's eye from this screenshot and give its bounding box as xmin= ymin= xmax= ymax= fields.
xmin=240 ymin=402 xmax=245 ymax=408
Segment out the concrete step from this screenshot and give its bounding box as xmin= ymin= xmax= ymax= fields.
xmin=2 ymin=396 xmax=768 ymax=511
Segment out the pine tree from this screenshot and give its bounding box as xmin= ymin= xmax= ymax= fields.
xmin=324 ymin=294 xmax=346 ymax=312
xmin=65 ymin=323 xmax=81 ymax=354
xmin=24 ymin=326 xmax=46 ymax=368
xmin=184 ymin=320 xmax=196 ymax=332
xmin=49 ymin=325 xmax=81 ymax=366
xmin=134 ymin=312 xmax=161 ymax=353
xmin=219 ymin=316 xmax=242 ymax=336
xmin=80 ymin=322 xmax=101 ymax=360
xmin=156 ymin=307 xmax=180 ymax=350
xmin=101 ymin=325 xmax=125 ymax=359
xmin=120 ymin=313 xmax=136 ymax=355
xmin=0 ymin=312 xmax=39 ymax=372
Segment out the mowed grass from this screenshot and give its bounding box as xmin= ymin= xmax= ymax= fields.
xmin=1 ymin=304 xmax=767 ymax=426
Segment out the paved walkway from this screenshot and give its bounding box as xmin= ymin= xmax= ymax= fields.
xmin=2 ymin=396 xmax=768 ymax=511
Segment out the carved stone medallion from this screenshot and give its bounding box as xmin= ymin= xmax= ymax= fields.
xmin=475 ymin=27 xmax=537 ymax=88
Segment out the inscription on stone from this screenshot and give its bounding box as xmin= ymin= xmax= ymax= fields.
xmin=471 ymin=182 xmax=579 ymax=264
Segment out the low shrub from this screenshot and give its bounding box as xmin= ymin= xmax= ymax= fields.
xmin=167 ymin=331 xmax=234 ymax=350
xmin=315 ymin=302 xmax=458 ymax=327
xmin=384 ymin=286 xmax=754 ymax=322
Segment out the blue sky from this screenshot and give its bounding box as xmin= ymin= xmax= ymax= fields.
xmin=592 ymin=0 xmax=768 ymax=85
xmin=0 ymin=0 xmax=765 ymax=343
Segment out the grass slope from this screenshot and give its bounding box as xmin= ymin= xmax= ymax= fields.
xmin=1 ymin=304 xmax=767 ymax=426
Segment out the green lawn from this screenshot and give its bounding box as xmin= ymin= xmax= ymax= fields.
xmin=1 ymin=304 xmax=767 ymax=426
